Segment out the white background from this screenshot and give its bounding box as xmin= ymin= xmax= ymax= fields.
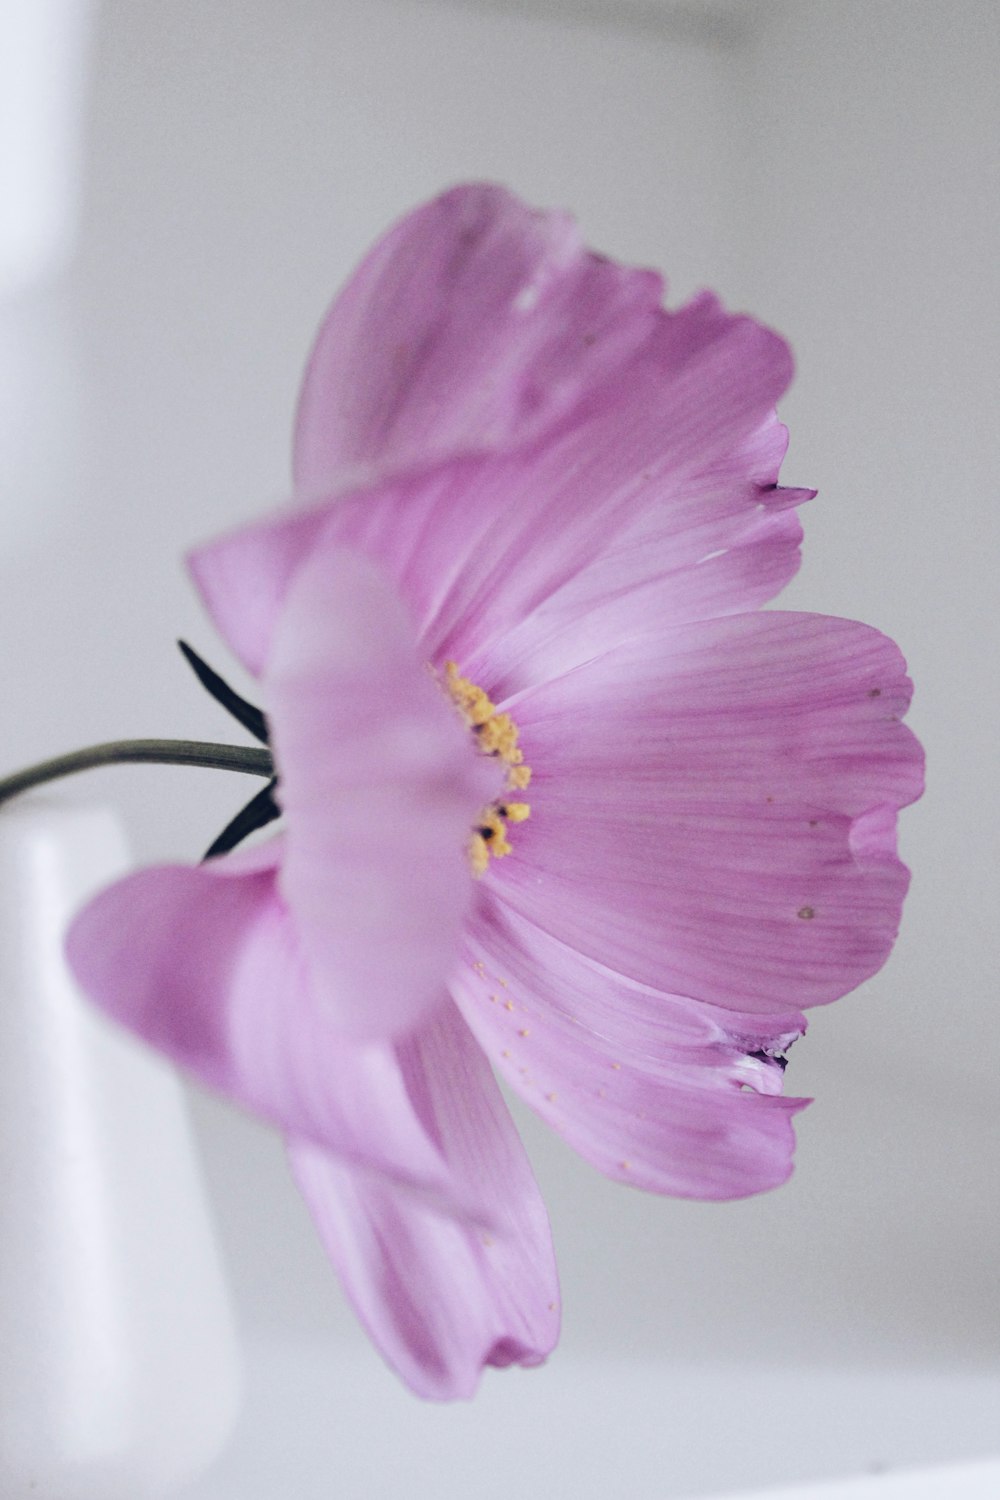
xmin=1 ymin=1 xmax=997 ymax=1494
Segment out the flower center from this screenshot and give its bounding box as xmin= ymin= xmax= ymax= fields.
xmin=443 ymin=662 xmax=531 ymax=876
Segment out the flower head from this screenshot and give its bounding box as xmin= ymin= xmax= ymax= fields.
xmin=67 ymin=184 xmax=923 ymax=1399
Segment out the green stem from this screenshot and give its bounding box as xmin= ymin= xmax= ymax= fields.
xmin=0 ymin=739 xmax=275 ymax=809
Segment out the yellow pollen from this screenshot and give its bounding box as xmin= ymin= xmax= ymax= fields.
xmin=443 ymin=660 xmax=533 ymax=875
xmin=469 ymin=835 xmax=490 ymax=878
xmin=477 ymin=713 xmax=519 ymax=760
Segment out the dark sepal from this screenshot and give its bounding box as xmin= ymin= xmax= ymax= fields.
xmin=202 ymin=778 xmax=281 ymax=861
xmin=178 ymin=640 xmax=270 ymax=744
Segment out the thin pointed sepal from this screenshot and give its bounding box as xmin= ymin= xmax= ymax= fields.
xmin=203 ymin=779 xmax=281 ymax=861
xmin=178 ymin=641 xmax=269 ymax=744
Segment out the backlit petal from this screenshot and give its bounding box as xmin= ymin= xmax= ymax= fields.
xmin=453 ymin=896 xmax=806 ymax=1200
xmin=493 ymin=612 xmax=924 ymax=1014
xmin=288 ymin=1003 xmax=559 ymax=1399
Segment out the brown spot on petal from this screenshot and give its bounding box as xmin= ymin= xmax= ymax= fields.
xmin=798 ymin=905 xmax=816 ymax=920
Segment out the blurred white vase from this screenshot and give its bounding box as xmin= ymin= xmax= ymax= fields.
xmin=0 ymin=0 xmax=95 ymax=298
xmin=0 ymin=798 xmax=242 ymax=1498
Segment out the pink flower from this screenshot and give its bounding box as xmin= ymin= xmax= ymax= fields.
xmin=67 ymin=185 xmax=923 ymax=1399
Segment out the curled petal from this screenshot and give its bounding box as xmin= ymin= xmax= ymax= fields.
xmin=496 ymin=612 xmax=924 ymax=1014
xmin=288 ymin=1003 xmax=559 ymax=1399
xmin=453 ymin=897 xmax=806 ymax=1200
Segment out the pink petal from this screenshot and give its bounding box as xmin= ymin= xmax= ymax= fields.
xmin=190 ymin=274 xmax=802 ymax=686
xmin=293 ymin=182 xmax=660 ymax=498
xmin=467 ymin=415 xmax=812 ymax=699
xmin=188 ymin=505 xmax=326 ymax=677
xmin=264 ymin=538 xmax=492 ymax=1039
xmin=315 ymin=291 xmax=802 ymax=682
xmin=494 ymin=612 xmax=924 ymax=1014
xmin=453 ymin=896 xmax=806 ymax=1201
xmin=65 ymin=854 xmax=469 ymax=1212
xmin=287 ymin=1003 xmax=559 ymax=1399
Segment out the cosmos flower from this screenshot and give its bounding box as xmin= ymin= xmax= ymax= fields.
xmin=67 ymin=184 xmax=923 ymax=1399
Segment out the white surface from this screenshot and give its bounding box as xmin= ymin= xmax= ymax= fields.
xmin=0 ymin=800 xmax=242 ymax=1498
xmin=704 ymin=1458 xmax=1000 ymax=1500
xmin=704 ymin=1464 xmax=1000 ymax=1500
xmin=173 ymin=1340 xmax=999 ymax=1500
xmin=0 ymin=0 xmax=996 ymax=1493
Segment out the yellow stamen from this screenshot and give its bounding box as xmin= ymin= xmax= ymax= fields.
xmin=443 ymin=661 xmax=533 ymax=875
xmin=476 ymin=808 xmax=512 ymax=859
xmin=469 ymin=834 xmax=490 ymax=878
